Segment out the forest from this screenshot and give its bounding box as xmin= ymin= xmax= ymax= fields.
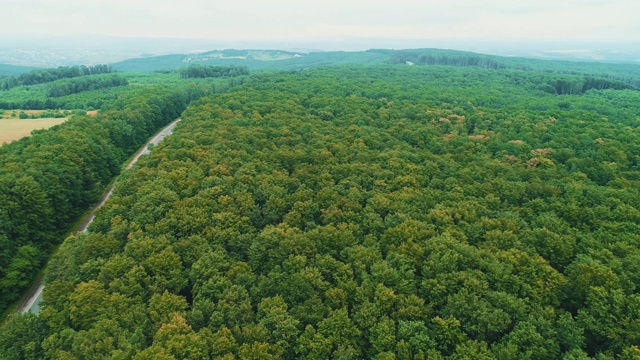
xmin=0 ymin=65 xmax=113 ymax=90
xmin=110 ymin=48 xmax=640 ymax=89
xmin=46 ymin=74 xmax=129 ymax=98
xmin=0 ymin=68 xmax=246 ymax=319
xmin=1 ymin=52 xmax=640 ymax=359
xmin=178 ymin=65 xmax=249 ymax=79
xmin=0 ymin=68 xmax=246 ymax=111
xmin=0 ymin=85 xmax=193 ymax=316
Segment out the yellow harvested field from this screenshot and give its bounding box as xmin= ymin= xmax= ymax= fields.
xmin=0 ymin=118 xmax=69 ymax=144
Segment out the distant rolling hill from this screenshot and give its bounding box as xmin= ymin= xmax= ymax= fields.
xmin=111 ymin=49 xmax=389 ymax=72
xmin=111 ymin=48 xmax=640 ymax=89
xmin=0 ymin=63 xmax=39 ymax=76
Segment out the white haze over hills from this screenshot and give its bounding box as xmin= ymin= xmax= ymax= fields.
xmin=0 ymin=33 xmax=638 ymax=68
xmin=2 ymin=0 xmax=639 ymax=67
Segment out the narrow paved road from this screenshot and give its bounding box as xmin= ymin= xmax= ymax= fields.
xmin=16 ymin=119 xmax=181 ymax=314
xmin=127 ymin=119 xmax=180 ymax=169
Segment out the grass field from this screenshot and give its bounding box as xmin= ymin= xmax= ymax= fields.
xmin=0 ymin=117 xmax=68 ymax=144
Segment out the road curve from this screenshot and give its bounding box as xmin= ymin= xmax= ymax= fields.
xmin=16 ymin=118 xmax=181 ymax=314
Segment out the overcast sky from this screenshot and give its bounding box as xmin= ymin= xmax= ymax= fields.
xmin=2 ymin=0 xmax=639 ymax=42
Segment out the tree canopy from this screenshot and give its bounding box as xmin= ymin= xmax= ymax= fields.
xmin=1 ymin=52 xmax=640 ymax=358
xmin=178 ymin=65 xmax=249 ymax=79
xmin=0 ymin=84 xmax=200 ymax=317
xmin=1 ymin=63 xmax=637 ymax=358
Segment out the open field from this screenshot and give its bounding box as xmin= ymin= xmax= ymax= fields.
xmin=0 ymin=117 xmax=68 ymax=144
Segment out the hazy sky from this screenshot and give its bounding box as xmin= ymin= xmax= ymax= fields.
xmin=2 ymin=0 xmax=639 ymax=41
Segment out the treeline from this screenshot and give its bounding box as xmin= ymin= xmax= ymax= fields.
xmin=0 ymin=85 xmax=197 ymax=317
xmin=178 ymin=65 xmax=249 ymax=79
xmin=385 ymin=49 xmax=640 ymax=90
xmin=0 ymin=64 xmax=112 ymax=90
xmin=544 ymin=76 xmax=634 ymax=95
xmin=0 ymin=70 xmax=243 ymax=111
xmin=12 ymin=110 xmax=71 ymax=119
xmin=0 ymin=96 xmax=112 ymax=112
xmin=388 ymin=50 xmax=509 ymax=70
xmin=46 ymin=74 xmax=128 ymax=97
xmin=389 ymin=49 xmax=637 ymax=94
xmin=3 ymin=65 xmax=638 ymax=358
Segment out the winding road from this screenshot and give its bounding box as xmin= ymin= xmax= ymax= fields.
xmin=16 ymin=119 xmax=181 ymax=314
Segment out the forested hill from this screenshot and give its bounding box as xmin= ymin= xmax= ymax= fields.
xmin=0 ymin=64 xmax=39 ymax=77
xmin=111 ymin=48 xmax=640 ymax=89
xmin=4 ymin=63 xmax=639 ymax=358
xmin=111 ymin=50 xmax=389 ymax=72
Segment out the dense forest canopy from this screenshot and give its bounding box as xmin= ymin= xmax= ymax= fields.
xmin=178 ymin=65 xmax=249 ymax=79
xmin=1 ymin=60 xmax=638 ymax=359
